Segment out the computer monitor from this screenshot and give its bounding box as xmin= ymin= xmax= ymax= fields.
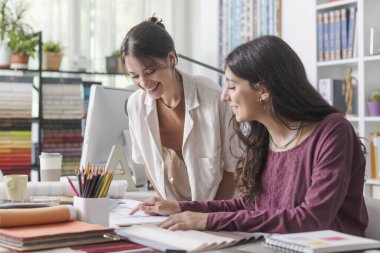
xmin=80 ymin=85 xmax=146 ymax=187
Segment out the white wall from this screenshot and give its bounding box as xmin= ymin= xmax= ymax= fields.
xmin=171 ymin=0 xmax=220 ymax=83
xmin=282 ymin=0 xmax=317 ymax=86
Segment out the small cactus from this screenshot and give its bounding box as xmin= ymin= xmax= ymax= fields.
xmin=370 ymin=91 xmax=380 ymax=102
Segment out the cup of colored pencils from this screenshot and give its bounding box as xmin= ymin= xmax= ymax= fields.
xmin=70 ymin=163 xmax=114 ymax=227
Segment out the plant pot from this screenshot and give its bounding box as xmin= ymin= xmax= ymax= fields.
xmin=106 ymin=56 xmax=125 ymax=74
xmin=367 ymin=101 xmax=380 ymax=116
xmin=0 ymin=40 xmax=11 ymax=68
xmin=43 ymin=52 xmax=63 ymax=70
xmin=10 ymin=53 xmax=29 ymax=69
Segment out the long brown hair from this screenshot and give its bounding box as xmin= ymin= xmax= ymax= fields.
xmin=225 ymin=36 xmax=339 ymax=203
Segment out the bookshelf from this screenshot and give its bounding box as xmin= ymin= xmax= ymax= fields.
xmin=315 ymin=0 xmax=380 ymax=195
xmin=0 ymin=32 xmax=130 ymax=179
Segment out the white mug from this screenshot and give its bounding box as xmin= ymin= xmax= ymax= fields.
xmin=4 ymin=175 xmax=28 ymax=201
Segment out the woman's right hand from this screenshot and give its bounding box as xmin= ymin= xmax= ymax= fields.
xmin=129 ymin=196 xmax=181 ymax=216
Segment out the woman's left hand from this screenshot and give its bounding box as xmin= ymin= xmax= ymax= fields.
xmin=159 ymin=211 xmax=208 ymax=231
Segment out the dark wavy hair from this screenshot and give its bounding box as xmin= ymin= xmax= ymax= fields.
xmin=225 ymin=36 xmax=339 ymax=203
xmin=120 ymin=17 xmax=178 ymax=69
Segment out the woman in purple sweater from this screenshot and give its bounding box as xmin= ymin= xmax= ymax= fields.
xmin=130 ymin=36 xmax=368 ymax=236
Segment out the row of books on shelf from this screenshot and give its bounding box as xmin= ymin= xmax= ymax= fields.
xmin=317 ymin=6 xmax=357 ymax=62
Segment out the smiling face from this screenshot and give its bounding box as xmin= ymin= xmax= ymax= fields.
xmin=124 ymin=52 xmax=176 ymax=99
xmin=221 ymin=67 xmax=267 ymax=122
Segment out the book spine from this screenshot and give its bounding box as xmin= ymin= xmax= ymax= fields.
xmin=317 ymin=13 xmax=324 ymax=62
xmin=347 ymin=6 xmax=356 ymax=58
xmin=370 ymin=133 xmax=380 ymax=179
xmin=377 ymin=136 xmax=380 ymax=179
xmin=329 ymin=10 xmax=335 ymax=60
xmin=323 ymin=12 xmax=330 ymax=61
xmin=332 ymin=79 xmax=346 ymax=114
xmin=334 ymin=10 xmax=341 ymax=60
xmin=341 ymin=8 xmax=348 ymax=59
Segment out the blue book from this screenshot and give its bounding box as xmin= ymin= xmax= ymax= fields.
xmin=340 ymin=8 xmax=348 ymax=58
xmin=334 ymin=10 xmax=341 ymax=60
xmin=347 ymin=6 xmax=357 ymax=58
xmin=317 ymin=13 xmax=324 ymax=62
xmin=329 ymin=11 xmax=335 ymax=60
xmin=323 ymin=12 xmax=330 ymax=61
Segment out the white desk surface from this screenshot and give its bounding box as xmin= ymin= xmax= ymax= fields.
xmin=124 ymin=187 xmax=157 ymax=201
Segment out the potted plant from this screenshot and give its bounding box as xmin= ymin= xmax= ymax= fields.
xmin=43 ymin=40 xmax=63 ymax=70
xmin=7 ymin=1 xmax=38 ymax=69
xmin=106 ymin=50 xmax=124 ymax=74
xmin=368 ymin=91 xmax=380 ymax=116
xmin=0 ymin=0 xmax=11 ymax=68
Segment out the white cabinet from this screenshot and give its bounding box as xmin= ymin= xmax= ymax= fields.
xmin=316 ymin=0 xmax=380 ymax=179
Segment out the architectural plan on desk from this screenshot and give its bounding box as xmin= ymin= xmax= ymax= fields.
xmin=110 ymin=199 xmax=167 ymax=227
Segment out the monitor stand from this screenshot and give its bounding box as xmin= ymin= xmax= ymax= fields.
xmin=105 ymin=144 xmax=137 ymax=192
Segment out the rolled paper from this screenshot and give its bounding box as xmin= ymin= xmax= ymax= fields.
xmin=0 ymin=205 xmax=76 ymax=227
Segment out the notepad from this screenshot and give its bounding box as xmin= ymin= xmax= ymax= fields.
xmin=263 ymin=230 xmax=380 ymax=253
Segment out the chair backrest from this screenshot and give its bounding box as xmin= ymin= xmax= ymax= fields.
xmin=364 ymin=196 xmax=380 ymax=241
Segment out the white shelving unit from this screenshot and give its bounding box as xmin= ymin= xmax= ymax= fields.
xmin=316 ymin=0 xmax=380 ymax=186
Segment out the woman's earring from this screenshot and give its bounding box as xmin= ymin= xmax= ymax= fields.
xmin=257 ymin=98 xmax=262 ymax=104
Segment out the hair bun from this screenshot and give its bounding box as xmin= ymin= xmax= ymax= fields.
xmin=146 ymin=14 xmax=165 ymax=29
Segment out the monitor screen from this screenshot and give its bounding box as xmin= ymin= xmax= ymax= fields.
xmin=80 ymin=85 xmax=146 ymax=186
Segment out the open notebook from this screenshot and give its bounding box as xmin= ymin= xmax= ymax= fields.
xmin=116 ymin=223 xmax=265 ymax=252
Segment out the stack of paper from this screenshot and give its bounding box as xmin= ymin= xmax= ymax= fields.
xmin=116 ymin=223 xmax=264 ymax=252
xmin=0 ymin=220 xmax=114 ymax=251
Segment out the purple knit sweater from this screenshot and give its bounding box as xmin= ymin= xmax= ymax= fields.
xmin=179 ymin=113 xmax=368 ymax=236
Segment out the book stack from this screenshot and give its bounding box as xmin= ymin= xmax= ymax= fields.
xmin=317 ymin=6 xmax=357 ymax=62
xmin=42 ymin=78 xmax=84 ymax=176
xmin=0 ymin=76 xmax=33 ymax=176
xmin=0 ymin=205 xmax=115 ymax=251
